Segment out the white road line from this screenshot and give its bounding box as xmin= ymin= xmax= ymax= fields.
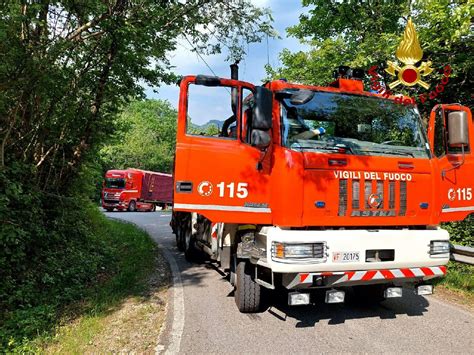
xmin=156 ymin=247 xmax=185 ymax=355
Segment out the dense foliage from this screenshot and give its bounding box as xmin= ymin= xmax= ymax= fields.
xmin=0 ymin=0 xmax=273 ymax=348
xmin=100 ymin=99 xmax=177 ymax=174
xmin=0 ymin=0 xmax=273 ymax=188
xmin=267 ymin=0 xmax=473 ymax=110
xmin=0 ymin=164 xmax=112 ymax=347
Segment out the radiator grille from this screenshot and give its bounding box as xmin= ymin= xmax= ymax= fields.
xmin=352 ymin=180 xmax=360 ymax=209
xmin=338 ymin=178 xmax=407 ymax=217
xmin=399 ymin=181 xmax=407 ymax=216
xmin=389 ymin=181 xmax=396 ymax=209
xmin=338 ymin=179 xmax=348 ymax=216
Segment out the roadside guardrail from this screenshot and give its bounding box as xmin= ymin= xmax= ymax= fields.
xmin=451 ymin=244 xmax=474 ymax=265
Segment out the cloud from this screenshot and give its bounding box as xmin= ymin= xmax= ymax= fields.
xmin=251 ymin=0 xmax=270 ymax=7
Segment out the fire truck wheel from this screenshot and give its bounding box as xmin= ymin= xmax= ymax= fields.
xmin=235 ymin=260 xmax=262 ymax=313
xmin=184 ymin=227 xmax=197 ymax=262
xmin=176 ymin=224 xmax=185 ymax=251
xmin=229 ymin=255 xmax=237 ymax=286
xmin=106 ymin=208 xmax=114 ymax=212
xmin=150 ymin=204 xmax=156 ymax=212
xmin=128 ymin=200 xmax=137 ymax=212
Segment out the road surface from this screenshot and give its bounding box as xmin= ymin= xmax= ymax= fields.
xmin=106 ymin=211 xmax=473 ymax=354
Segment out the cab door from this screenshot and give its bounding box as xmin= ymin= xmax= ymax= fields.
xmin=173 ymin=75 xmax=272 ymax=224
xmin=428 ymin=104 xmax=474 ymax=222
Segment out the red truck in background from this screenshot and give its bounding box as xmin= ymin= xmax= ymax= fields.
xmin=102 ymin=168 xmax=173 ymax=212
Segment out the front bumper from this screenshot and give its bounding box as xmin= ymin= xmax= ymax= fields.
xmin=102 ymin=200 xmax=119 ymax=208
xmin=253 ymin=227 xmax=449 ymax=289
xmin=282 ymin=265 xmax=446 ymax=289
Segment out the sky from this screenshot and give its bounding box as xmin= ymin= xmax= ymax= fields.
xmin=144 ymin=0 xmax=309 ymax=111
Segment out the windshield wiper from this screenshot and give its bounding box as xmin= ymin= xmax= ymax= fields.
xmin=293 ymin=146 xmax=340 ymax=152
xmin=292 ymin=145 xmax=353 ymax=154
xmin=360 ymin=149 xmax=414 ymax=157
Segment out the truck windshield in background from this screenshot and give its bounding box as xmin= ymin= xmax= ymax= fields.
xmin=104 ymin=178 xmax=125 ymax=189
xmin=279 ymin=91 xmax=430 ymax=158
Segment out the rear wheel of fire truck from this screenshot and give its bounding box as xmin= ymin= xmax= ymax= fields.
xmin=235 ymin=260 xmax=262 ymax=313
xmin=105 ymin=208 xmax=114 ymax=212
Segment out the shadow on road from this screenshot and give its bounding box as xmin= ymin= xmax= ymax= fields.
xmin=176 ymin=248 xmax=431 ymax=328
xmin=264 ymin=290 xmax=430 ymax=327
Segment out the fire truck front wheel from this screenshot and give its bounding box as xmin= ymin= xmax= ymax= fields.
xmin=184 ymin=227 xmax=199 ymax=262
xmin=235 ymin=260 xmax=262 ymax=313
xmin=176 ymin=224 xmax=185 ymax=251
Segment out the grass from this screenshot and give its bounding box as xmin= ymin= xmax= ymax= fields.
xmin=434 ymin=262 xmax=474 ymax=307
xmin=442 ymin=263 xmax=474 ymax=292
xmin=7 ymin=209 xmax=169 ymax=353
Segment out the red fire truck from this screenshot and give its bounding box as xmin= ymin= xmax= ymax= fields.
xmin=171 ymin=65 xmax=473 ymax=312
xmin=102 ymin=168 xmax=173 ymax=212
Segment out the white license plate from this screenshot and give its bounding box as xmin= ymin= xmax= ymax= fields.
xmin=332 ymin=252 xmax=360 ymax=263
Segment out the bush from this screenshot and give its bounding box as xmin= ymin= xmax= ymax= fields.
xmin=442 ymin=216 xmax=474 ymax=246
xmin=0 ymin=164 xmax=117 ymax=349
xmin=442 ymin=262 xmax=474 ymax=292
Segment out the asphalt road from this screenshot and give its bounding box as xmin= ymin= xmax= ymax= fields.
xmin=106 ymin=211 xmax=473 ymax=354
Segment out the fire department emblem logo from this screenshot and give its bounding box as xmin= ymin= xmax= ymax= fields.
xmin=197 ymin=181 xmax=213 ymax=197
xmin=368 ymin=193 xmax=383 ymax=209
xmin=385 ymin=18 xmax=433 ymax=90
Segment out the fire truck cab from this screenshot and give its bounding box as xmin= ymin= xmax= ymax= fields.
xmin=172 ymin=66 xmax=473 ymax=312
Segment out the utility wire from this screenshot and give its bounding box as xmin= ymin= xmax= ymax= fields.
xmin=266 ymin=33 xmax=270 ymax=67
xmin=183 ymin=35 xmax=231 ymax=94
xmin=184 ymin=35 xmax=220 ymax=78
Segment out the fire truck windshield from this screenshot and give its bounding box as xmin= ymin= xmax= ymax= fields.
xmin=279 ymin=91 xmax=430 ymax=158
xmin=105 ymin=178 xmax=125 ymax=189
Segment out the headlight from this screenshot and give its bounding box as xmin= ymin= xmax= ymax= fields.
xmin=272 ymin=242 xmax=326 ymax=260
xmin=429 ymin=240 xmax=450 ymax=258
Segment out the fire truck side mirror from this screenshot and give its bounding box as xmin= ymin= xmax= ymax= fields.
xmin=252 ymin=86 xmax=273 ymax=130
xmin=447 ymin=111 xmax=469 ymax=147
xmin=250 ymin=129 xmax=271 ymax=149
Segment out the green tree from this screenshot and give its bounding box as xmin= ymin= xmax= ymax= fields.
xmin=267 ymin=0 xmax=472 ymax=109
xmin=0 ymin=0 xmax=274 ymax=191
xmin=100 ymin=99 xmax=177 ymax=174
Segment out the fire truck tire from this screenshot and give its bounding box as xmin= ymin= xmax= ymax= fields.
xmin=128 ymin=200 xmax=137 ymax=212
xmin=229 ymin=255 xmax=237 ymax=286
xmin=235 ymin=260 xmax=262 ymax=313
xmin=176 ymin=224 xmax=185 ymax=251
xmin=184 ymin=227 xmax=198 ymax=262
xmin=106 ymin=208 xmax=114 ymax=212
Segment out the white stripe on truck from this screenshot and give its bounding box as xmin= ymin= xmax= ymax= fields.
xmin=173 ymin=203 xmax=271 ymax=213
